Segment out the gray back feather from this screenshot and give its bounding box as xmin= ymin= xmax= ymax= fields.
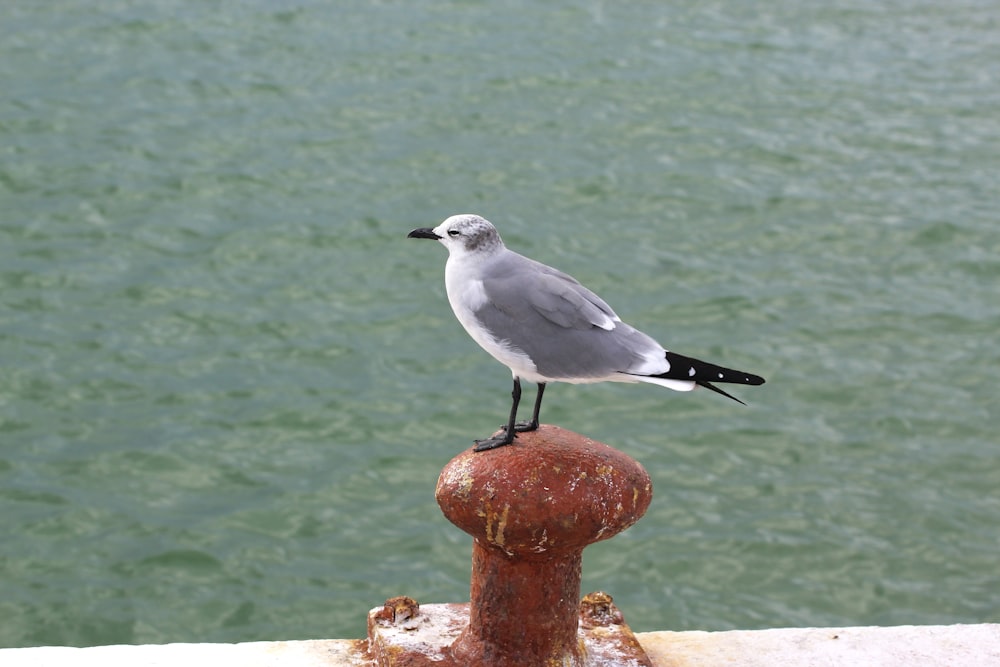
xmin=476 ymin=251 xmax=660 ymax=378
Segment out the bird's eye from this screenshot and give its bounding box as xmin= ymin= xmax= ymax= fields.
xmin=447 ymin=229 xmax=461 ymax=237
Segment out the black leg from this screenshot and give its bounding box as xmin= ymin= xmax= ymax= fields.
xmin=514 ymin=382 xmax=545 ymax=432
xmin=474 ymin=377 xmax=522 ymax=451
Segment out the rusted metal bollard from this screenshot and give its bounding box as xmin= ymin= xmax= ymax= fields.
xmin=439 ymin=424 xmax=653 ymax=666
xmin=365 ymin=424 xmax=654 ymax=666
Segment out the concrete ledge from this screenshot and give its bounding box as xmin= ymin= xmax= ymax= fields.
xmin=1 ymin=624 xmax=997 ymax=666
xmin=637 ymin=624 xmax=1000 ymax=666
xmin=0 ymin=639 xmax=369 ymax=667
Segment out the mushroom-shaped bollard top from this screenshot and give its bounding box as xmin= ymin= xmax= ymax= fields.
xmin=437 ymin=425 xmax=652 ymax=556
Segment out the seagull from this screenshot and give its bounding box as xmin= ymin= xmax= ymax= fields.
xmin=408 ymin=214 xmax=765 ymax=451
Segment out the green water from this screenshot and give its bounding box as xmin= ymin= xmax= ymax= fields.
xmin=2 ymin=0 xmax=999 ymax=649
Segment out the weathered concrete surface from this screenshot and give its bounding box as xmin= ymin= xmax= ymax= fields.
xmin=0 ymin=639 xmax=369 ymax=667
xmin=637 ymin=624 xmax=1000 ymax=666
xmin=2 ymin=625 xmax=998 ymax=666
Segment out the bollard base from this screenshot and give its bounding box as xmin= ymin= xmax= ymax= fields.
xmin=366 ymin=598 xmax=467 ymax=666
xmin=366 ymin=593 xmax=652 ymax=667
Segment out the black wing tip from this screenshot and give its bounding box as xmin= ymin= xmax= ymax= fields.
xmin=663 ymin=350 xmax=766 ymax=387
xmin=698 ymin=381 xmax=748 ymax=405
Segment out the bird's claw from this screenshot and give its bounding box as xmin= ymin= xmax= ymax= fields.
xmin=513 ymin=420 xmax=539 ymax=433
xmin=474 ymin=427 xmax=516 ymax=452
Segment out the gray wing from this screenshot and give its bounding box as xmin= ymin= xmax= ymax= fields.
xmin=475 ymin=252 xmax=661 ymax=379
xmin=485 ymin=253 xmax=619 ymax=330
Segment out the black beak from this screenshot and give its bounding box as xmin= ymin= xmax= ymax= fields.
xmin=407 ymin=227 xmax=441 ymax=240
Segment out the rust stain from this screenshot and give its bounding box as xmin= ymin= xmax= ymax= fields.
xmin=372 ymin=596 xmax=420 ymax=626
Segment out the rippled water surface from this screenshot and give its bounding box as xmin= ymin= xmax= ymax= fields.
xmin=2 ymin=0 xmax=999 ymax=648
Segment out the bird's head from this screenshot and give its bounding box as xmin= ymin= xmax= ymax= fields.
xmin=407 ymin=214 xmax=505 ymax=258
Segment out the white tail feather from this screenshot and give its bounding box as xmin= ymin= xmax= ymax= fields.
xmin=632 ymin=375 xmax=697 ymax=392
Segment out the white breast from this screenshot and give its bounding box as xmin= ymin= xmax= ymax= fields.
xmin=445 ymin=259 xmax=538 ymax=378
